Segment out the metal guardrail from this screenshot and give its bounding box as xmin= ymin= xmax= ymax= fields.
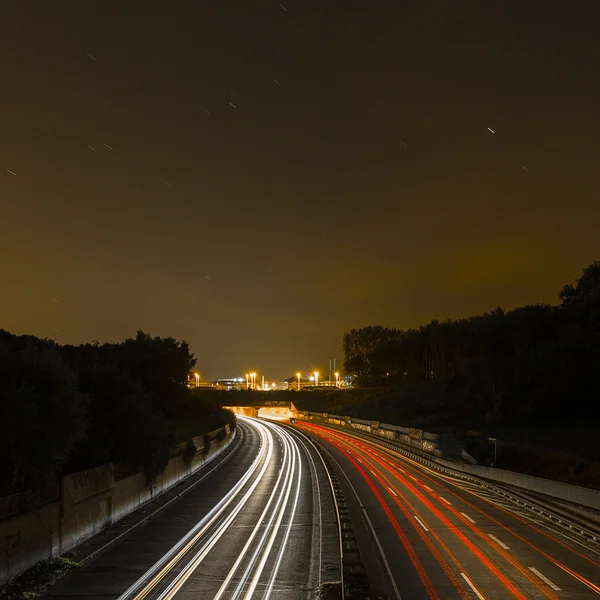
xmin=0 ymin=483 xmax=59 ymax=519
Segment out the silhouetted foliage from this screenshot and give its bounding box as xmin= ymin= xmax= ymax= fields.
xmin=341 ymin=260 xmax=600 ymax=426
xmin=0 ymin=329 xmax=230 ymax=494
xmin=0 ymin=331 xmax=87 ymax=494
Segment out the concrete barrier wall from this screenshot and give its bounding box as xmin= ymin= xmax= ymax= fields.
xmin=434 ymin=458 xmax=600 ymax=511
xmin=0 ymin=426 xmax=234 ymax=585
xmin=298 ymin=412 xmax=600 ymax=512
xmin=0 ymin=502 xmax=60 ymax=585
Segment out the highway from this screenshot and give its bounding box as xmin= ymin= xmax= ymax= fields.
xmin=297 ymin=421 xmax=600 ymax=600
xmin=46 ymin=418 xmax=340 ymax=600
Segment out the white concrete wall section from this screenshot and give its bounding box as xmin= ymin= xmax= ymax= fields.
xmin=299 ymin=412 xmax=599 ymax=512
xmin=434 ymin=458 xmax=600 ymax=511
xmin=0 ymin=426 xmax=235 ymax=585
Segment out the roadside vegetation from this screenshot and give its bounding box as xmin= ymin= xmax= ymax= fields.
xmin=0 ymin=556 xmax=78 ymax=600
xmin=294 ymin=260 xmax=600 ymax=490
xmin=0 ymin=330 xmax=234 ymax=496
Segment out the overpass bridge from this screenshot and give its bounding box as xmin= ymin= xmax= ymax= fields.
xmin=223 ymin=399 xmax=298 ymax=420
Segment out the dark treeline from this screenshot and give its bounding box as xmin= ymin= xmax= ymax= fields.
xmin=0 ymin=330 xmax=234 ymax=495
xmin=341 ymin=261 xmax=600 ymax=426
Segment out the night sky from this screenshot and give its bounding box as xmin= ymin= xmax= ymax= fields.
xmin=2 ymin=1 xmax=599 ymax=380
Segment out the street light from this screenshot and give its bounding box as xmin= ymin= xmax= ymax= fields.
xmin=314 ymin=371 xmax=319 ymax=387
xmin=296 ymin=372 xmax=301 ymax=391
xmin=246 ymin=374 xmax=249 ymax=390
xmin=194 ymin=372 xmax=200 ymax=387
xmin=250 ymin=372 xmax=256 ymax=390
xmin=335 ymin=371 xmax=339 ymax=387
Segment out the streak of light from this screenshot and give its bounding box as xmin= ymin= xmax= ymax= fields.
xmin=88 ymin=145 xmax=97 ymax=152
xmin=6 ymin=169 xmax=17 ymax=176
xmin=204 ymin=109 xmax=212 ymax=115
xmin=229 ymin=101 xmax=237 ymax=108
xmin=213 ymin=422 xmax=295 ymax=600
xmin=551 ymin=561 xmax=600 ymax=595
xmin=103 ymin=143 xmax=113 ymax=150
xmin=164 ymin=181 xmax=173 ymax=188
xmin=522 ymin=165 xmax=529 ymax=171
xmin=86 ymin=52 xmax=97 ymax=60
xmin=461 ymin=512 xmax=476 ymax=523
xmin=487 ymin=127 xmax=495 ymax=133
xmin=280 ymin=4 xmax=288 ymax=11
xmin=263 ymin=426 xmax=303 ymax=599
xmin=118 ymin=421 xmax=272 ymax=600
xmin=273 ymin=79 xmax=281 ymax=86
xmin=241 ymin=426 xmax=299 ymax=599
xmin=302 ymin=424 xmax=537 ymax=600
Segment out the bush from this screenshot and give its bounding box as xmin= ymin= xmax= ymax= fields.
xmin=182 ymin=440 xmax=197 ymax=465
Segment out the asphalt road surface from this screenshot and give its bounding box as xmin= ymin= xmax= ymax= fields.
xmin=46 ymin=418 xmax=340 ymax=600
xmin=297 ymin=421 xmax=600 ymax=600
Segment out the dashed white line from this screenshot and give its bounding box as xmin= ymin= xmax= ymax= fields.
xmin=460 ymin=512 xmax=476 ymax=524
xmin=488 ymin=534 xmax=509 ymax=550
xmin=439 ymin=496 xmax=452 ymax=505
xmin=528 ymin=567 xmax=561 ymax=591
xmin=423 ymin=485 xmax=433 ymax=491
xmin=414 ymin=515 xmax=429 ymax=532
xmin=460 ymin=573 xmax=485 ymax=600
xmin=410 ymin=475 xmax=418 ymax=481
xmin=387 ymin=487 xmax=398 ymax=497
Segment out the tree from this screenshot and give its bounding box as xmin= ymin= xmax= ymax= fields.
xmin=0 ymin=331 xmax=87 ymax=494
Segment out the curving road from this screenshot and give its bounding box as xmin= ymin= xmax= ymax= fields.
xmin=47 ymin=418 xmax=340 ymax=600
xmin=297 ymin=421 xmax=600 ymax=600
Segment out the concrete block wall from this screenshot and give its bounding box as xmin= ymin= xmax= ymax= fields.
xmin=0 ymin=502 xmax=60 ymax=585
xmin=297 ymin=412 xmax=599 ymax=513
xmin=0 ymin=426 xmax=235 ymax=585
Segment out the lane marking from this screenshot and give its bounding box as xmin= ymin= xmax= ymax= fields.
xmin=461 ymin=512 xmax=476 ymax=524
xmin=528 ymin=567 xmax=561 ymax=591
xmin=414 ymin=515 xmax=429 ymax=532
xmin=423 ymin=485 xmax=433 ymax=491
xmin=488 ymin=534 xmax=510 ymax=550
xmin=409 ymin=475 xmax=418 ymax=481
xmin=388 ymin=486 xmax=398 ymax=497
xmin=439 ymin=496 xmax=452 ymax=505
xmin=460 ymin=573 xmax=485 ymax=600
xmin=370 ymin=469 xmax=376 ymax=475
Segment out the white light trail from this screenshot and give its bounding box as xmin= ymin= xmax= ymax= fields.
xmin=118 ymin=420 xmax=272 ymax=600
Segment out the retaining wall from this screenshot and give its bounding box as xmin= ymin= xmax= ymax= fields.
xmin=296 ymin=411 xmax=600 ymax=512
xmin=0 ymin=426 xmax=234 ymax=585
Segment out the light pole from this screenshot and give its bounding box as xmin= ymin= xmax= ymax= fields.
xmin=335 ymin=371 xmax=339 ymax=387
xmin=314 ymin=371 xmax=319 ymax=387
xmin=296 ymin=372 xmax=301 ymax=391
xmin=246 ymin=374 xmax=249 ymax=391
xmin=194 ymin=372 xmax=200 ymax=387
xmin=489 ymin=437 xmax=497 ymax=467
xmin=251 ymin=372 xmax=256 ymax=390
